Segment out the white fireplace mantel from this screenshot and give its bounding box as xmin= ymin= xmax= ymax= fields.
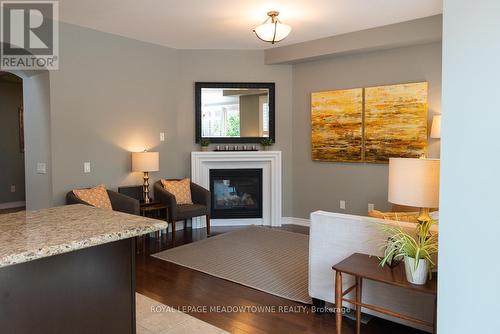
xmin=191 ymin=151 xmax=282 ymax=227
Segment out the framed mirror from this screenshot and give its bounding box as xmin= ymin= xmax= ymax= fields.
xmin=195 ymin=82 xmax=275 ymax=143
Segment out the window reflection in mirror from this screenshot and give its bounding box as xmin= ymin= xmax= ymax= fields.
xmin=201 ymin=88 xmax=270 ymax=138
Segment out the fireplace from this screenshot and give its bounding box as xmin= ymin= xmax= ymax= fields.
xmin=209 ymin=169 xmax=263 ymax=219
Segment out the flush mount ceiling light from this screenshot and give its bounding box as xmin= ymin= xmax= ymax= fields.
xmin=253 ymin=11 xmax=292 ymax=44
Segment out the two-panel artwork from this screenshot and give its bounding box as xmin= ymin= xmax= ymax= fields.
xmin=311 ymin=82 xmax=428 ymax=163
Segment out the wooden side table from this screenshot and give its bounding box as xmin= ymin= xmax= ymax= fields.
xmin=332 ymin=253 xmax=437 ymax=334
xmin=138 ymin=202 xmax=169 ymax=252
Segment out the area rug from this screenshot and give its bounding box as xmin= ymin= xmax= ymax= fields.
xmin=136 ymin=293 xmax=228 ymax=334
xmin=152 ymin=226 xmax=312 ymax=304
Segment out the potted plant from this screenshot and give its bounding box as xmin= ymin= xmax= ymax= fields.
xmin=200 ymin=138 xmax=210 ymax=151
xmin=379 ymin=219 xmax=438 ymax=285
xmin=260 ymin=138 xmax=273 ymax=151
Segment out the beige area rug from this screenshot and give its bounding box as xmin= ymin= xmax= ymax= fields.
xmin=152 ymin=226 xmax=312 ymax=304
xmin=136 ymin=293 xmax=228 ymax=334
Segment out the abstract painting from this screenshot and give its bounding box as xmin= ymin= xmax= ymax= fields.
xmin=311 ymin=88 xmax=363 ymax=162
xmin=364 ymin=82 xmax=428 ymax=162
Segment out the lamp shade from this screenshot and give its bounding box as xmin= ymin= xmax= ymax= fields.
xmin=388 ymin=158 xmax=440 ymax=208
xmin=253 ymin=11 xmax=291 ymax=44
xmin=254 ymin=22 xmax=291 ymax=43
xmin=430 ymin=114 xmax=441 ymax=139
xmin=132 ymin=151 xmax=159 ymax=172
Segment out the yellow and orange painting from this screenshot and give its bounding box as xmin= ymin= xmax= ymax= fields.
xmin=311 ymin=88 xmax=363 ymax=162
xmin=364 ymin=82 xmax=428 ymax=162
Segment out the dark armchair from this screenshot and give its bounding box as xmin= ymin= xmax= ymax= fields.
xmin=66 ymin=189 xmax=140 ymax=215
xmin=154 ymin=180 xmax=211 ymax=239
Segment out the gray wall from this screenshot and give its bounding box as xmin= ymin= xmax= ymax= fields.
xmin=42 ymin=21 xmax=440 ymax=220
xmin=438 ymin=1 xmax=500 ymax=332
xmin=291 ymin=42 xmax=442 ymax=218
xmin=175 ymin=50 xmax=293 ymax=215
xmin=49 ymin=24 xmax=294 ymax=215
xmin=265 ymin=15 xmax=442 ymax=65
xmin=23 ymin=71 xmax=53 ymax=210
xmin=0 ymin=81 xmax=25 ymax=203
xmin=49 ymin=23 xmax=179 ymax=205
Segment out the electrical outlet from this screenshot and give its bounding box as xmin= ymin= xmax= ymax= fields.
xmin=160 ymin=132 xmax=165 ymax=142
xmin=368 ymin=203 xmax=375 ymax=212
xmin=10 ymin=185 xmax=16 ymax=193
xmin=36 ymin=162 xmax=47 ymax=174
xmin=84 ymin=162 xmax=91 ymax=173
xmin=340 ymin=200 xmax=346 ymax=210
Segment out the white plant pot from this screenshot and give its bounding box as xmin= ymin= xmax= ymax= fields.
xmin=404 ymin=256 xmax=429 ymax=285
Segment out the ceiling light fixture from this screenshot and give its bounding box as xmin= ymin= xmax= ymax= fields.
xmin=253 ymin=11 xmax=291 ymax=44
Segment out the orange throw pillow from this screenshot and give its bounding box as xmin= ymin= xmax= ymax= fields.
xmin=161 ymin=178 xmax=193 ymax=205
xmin=73 ymin=184 xmax=112 ymax=210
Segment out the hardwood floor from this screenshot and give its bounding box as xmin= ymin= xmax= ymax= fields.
xmin=0 ymin=207 xmax=25 ymax=214
xmin=136 ymin=225 xmax=426 ymax=334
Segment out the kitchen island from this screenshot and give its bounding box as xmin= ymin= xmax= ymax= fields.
xmin=0 ymin=204 xmax=167 ymax=334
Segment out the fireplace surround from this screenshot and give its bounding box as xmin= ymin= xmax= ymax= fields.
xmin=191 ymin=151 xmax=282 ymax=227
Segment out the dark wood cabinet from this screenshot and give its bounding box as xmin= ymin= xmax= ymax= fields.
xmin=0 ymin=239 xmax=136 ymax=334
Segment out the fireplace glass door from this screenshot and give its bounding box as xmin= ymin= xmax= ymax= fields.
xmin=209 ymin=169 xmax=263 ymax=219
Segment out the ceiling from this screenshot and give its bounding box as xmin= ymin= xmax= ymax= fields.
xmin=58 ymin=0 xmax=442 ymax=50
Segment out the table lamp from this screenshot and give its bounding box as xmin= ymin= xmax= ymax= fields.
xmin=388 ymin=158 xmax=440 ymax=222
xmin=430 ymin=114 xmax=441 ymax=139
xmin=132 ymin=151 xmax=159 ymax=203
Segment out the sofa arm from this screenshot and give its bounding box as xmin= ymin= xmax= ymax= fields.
xmin=190 ymin=182 xmax=211 ymax=211
xmin=154 ymin=181 xmax=177 ymax=220
xmin=107 ymin=190 xmax=140 ymax=215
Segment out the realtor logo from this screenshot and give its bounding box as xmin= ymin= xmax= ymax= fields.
xmin=1 ymin=1 xmax=59 ymax=70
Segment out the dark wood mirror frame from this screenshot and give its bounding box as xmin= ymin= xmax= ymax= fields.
xmin=195 ymin=82 xmax=275 ymax=144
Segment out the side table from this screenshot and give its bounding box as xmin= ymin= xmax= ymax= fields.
xmin=332 ymin=253 xmax=437 ymax=334
xmin=138 ymin=202 xmax=169 ymax=252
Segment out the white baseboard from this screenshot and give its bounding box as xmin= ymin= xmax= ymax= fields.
xmin=211 ymin=218 xmax=264 ymax=227
xmin=212 ymin=217 xmax=311 ymax=227
xmin=0 ymin=201 xmax=26 ymax=210
xmin=187 ymin=216 xmax=311 ymax=230
xmin=281 ymin=216 xmax=311 ymax=227
xmin=191 ymin=217 xmax=262 ymax=229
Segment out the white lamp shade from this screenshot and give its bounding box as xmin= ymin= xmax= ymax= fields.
xmin=254 ymin=22 xmax=291 ymax=43
xmin=388 ymin=158 xmax=440 ymax=208
xmin=132 ymin=151 xmax=159 ymax=172
xmin=430 ymin=114 xmax=441 ymax=139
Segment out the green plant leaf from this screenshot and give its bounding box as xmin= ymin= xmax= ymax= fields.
xmin=377 ymin=219 xmax=438 ymax=269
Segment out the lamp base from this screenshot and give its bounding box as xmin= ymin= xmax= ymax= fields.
xmin=142 ymin=172 xmax=151 ymax=204
xmin=417 ymin=207 xmax=431 ymax=223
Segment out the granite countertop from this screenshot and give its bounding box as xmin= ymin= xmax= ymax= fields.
xmin=0 ymin=204 xmax=168 ymax=268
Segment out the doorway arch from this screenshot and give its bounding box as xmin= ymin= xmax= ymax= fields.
xmin=1 ymin=56 xmax=53 ymax=210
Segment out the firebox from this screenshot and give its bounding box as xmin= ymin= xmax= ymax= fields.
xmin=209 ymin=169 xmax=263 ymax=219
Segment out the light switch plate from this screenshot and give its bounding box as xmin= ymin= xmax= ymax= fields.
xmin=160 ymin=132 xmax=165 ymax=141
xmin=10 ymin=185 xmax=16 ymax=193
xmin=84 ymin=162 xmax=91 ymax=173
xmin=340 ymin=200 xmax=346 ymax=210
xmin=368 ymin=203 xmax=375 ymax=212
xmin=36 ymin=162 xmax=47 ymax=174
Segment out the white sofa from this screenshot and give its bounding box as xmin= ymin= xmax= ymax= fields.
xmin=309 ymin=210 xmax=437 ymax=332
